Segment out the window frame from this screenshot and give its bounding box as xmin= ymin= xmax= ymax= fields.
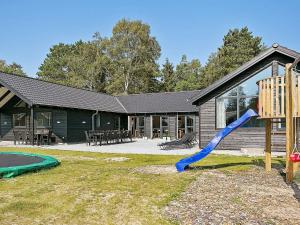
xmin=137 ymin=116 xmax=145 ymax=135
xmin=36 ymin=112 xmax=52 ymax=128
xmin=161 ymin=116 xmax=169 ymax=137
xmin=13 ymin=113 xmax=26 ymax=128
xmin=215 ymin=63 xmax=273 ymax=129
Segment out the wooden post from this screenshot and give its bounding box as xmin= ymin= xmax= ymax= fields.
xmin=265 ymin=119 xmax=272 ymax=171
xmin=285 ymin=63 xmax=294 ymax=183
xmin=198 ymin=106 xmax=201 ymax=148
xmin=30 ymin=106 xmax=34 ymax=145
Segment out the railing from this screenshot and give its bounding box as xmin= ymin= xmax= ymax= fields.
xmin=257 ymin=75 xmax=300 ymax=118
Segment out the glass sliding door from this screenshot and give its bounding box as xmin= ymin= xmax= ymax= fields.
xmin=152 ymin=116 xmax=160 ymax=138
xmin=137 ymin=116 xmax=145 ymax=137
xmin=151 ymin=115 xmax=170 ymax=138
xmin=177 ymin=115 xmax=185 ymax=138
xmin=177 ymin=115 xmax=195 ymax=138
xmin=186 ymin=115 xmax=194 ymax=133
xmin=161 ymin=116 xmax=169 ymax=138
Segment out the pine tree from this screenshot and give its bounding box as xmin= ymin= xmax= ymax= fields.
xmin=161 ymin=58 xmax=175 ymax=92
xmin=201 ymin=27 xmax=265 ymax=88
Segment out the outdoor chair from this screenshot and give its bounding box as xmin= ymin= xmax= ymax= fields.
xmin=40 ymin=129 xmax=52 ymax=145
xmin=158 ymin=132 xmax=197 ymax=150
xmin=85 ymin=131 xmax=97 ymax=146
xmin=125 ymin=130 xmax=132 ymax=142
xmin=25 ymin=131 xmax=38 ymax=145
xmin=13 ymin=130 xmax=25 ymax=145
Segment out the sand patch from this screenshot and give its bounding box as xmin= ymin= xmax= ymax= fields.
xmin=104 ymin=157 xmax=130 ymax=162
xmin=133 ymin=165 xmax=177 ymax=174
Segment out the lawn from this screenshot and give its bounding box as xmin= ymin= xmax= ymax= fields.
xmin=0 ymin=147 xmax=285 ymax=225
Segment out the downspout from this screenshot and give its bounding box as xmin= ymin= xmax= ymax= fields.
xmin=92 ymin=110 xmax=99 ymax=131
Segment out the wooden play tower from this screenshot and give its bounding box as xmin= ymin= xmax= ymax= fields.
xmin=257 ymin=61 xmax=300 ymax=183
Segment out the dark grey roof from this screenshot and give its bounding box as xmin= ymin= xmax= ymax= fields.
xmin=118 ymin=90 xmax=201 ymax=114
xmin=191 ymin=44 xmax=300 ymax=104
xmin=0 ymin=72 xmax=127 ymax=113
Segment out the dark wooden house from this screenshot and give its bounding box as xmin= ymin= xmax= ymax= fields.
xmin=0 ymin=72 xmax=200 ymax=143
xmin=191 ymin=44 xmax=300 ymax=151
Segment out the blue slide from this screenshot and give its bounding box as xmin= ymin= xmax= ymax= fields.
xmin=176 ymin=109 xmax=258 ymax=172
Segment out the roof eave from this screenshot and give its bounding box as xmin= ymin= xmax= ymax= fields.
xmin=0 ymin=77 xmax=33 ymax=106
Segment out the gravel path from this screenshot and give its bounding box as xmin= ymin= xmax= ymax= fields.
xmin=165 ymin=167 xmax=300 ymax=225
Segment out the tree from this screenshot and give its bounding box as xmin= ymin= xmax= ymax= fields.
xmin=174 ymin=55 xmax=202 ymax=91
xmin=0 ymin=60 xmax=26 ymax=76
xmin=38 ymin=39 xmax=110 ymax=92
xmin=105 ymin=19 xmax=161 ymax=95
xmin=201 ymin=27 xmax=265 ymax=88
xmin=161 ymin=58 xmax=175 ymax=92
xmin=37 ymin=43 xmax=74 ymax=84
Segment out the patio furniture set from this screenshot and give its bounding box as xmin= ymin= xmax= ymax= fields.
xmin=85 ymin=130 xmax=133 ymax=146
xmin=13 ymin=129 xmax=52 ymax=145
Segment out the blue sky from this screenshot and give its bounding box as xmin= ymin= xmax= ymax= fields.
xmin=1 ymin=0 xmax=300 ymax=77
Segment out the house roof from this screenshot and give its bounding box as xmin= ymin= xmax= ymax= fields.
xmin=0 ymin=72 xmax=126 ymax=113
xmin=117 ymin=90 xmax=201 ymax=114
xmin=0 ymin=72 xmax=201 ymax=114
xmin=191 ymin=44 xmax=300 ymax=105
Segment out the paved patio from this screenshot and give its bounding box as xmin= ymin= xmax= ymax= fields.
xmin=0 ymin=139 xmax=286 ymax=156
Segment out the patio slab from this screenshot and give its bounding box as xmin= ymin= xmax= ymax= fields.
xmin=0 ymin=139 xmax=286 ymax=157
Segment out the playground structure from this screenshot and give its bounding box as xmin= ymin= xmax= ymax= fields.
xmin=258 ymin=61 xmax=300 ymax=183
xmin=176 ymin=59 xmax=300 ymax=184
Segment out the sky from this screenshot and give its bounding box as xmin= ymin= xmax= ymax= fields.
xmin=1 ymin=0 xmax=300 ymax=77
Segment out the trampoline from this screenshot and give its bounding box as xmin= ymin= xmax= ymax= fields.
xmin=0 ymin=152 xmax=59 ymax=178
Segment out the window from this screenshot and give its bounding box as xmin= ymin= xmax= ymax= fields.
xmin=177 ymin=115 xmax=195 ymax=138
xmin=278 ymin=64 xmax=285 ymax=76
xmin=137 ymin=116 xmax=145 ymax=135
xmin=216 ymin=66 xmax=272 ymax=128
xmin=161 ymin=116 xmax=169 ymax=137
xmin=13 ymin=113 xmax=26 ymax=127
xmin=113 ymin=117 xmax=120 ymax=130
xmin=177 ymin=115 xmax=185 ymax=138
xmin=186 ymin=115 xmax=194 ymax=133
xmin=36 ymin=112 xmax=52 ymax=128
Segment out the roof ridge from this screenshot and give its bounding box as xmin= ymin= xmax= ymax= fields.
xmin=117 ymin=89 xmax=202 ymax=97
xmin=115 ymin=97 xmax=128 ymax=113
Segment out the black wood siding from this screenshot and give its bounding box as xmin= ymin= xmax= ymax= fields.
xmin=67 ymin=110 xmax=92 ymax=142
xmin=198 ymin=55 xmax=295 ymax=151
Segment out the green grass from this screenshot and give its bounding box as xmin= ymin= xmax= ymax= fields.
xmin=0 ymin=147 xmax=285 ymax=225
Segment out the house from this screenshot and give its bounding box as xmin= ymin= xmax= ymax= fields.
xmin=1 ymin=43 xmax=297 ymax=152
xmin=192 ymin=43 xmax=300 ymax=151
xmin=0 ymin=72 xmax=201 ymax=142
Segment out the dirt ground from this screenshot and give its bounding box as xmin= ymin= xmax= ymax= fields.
xmin=165 ymin=167 xmax=300 ymax=225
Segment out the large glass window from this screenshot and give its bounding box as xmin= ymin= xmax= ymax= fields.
xmin=177 ymin=115 xmax=185 ymax=138
xmin=152 ymin=116 xmax=160 ymax=138
xmin=13 ymin=113 xmax=26 ymax=127
xmin=137 ymin=116 xmax=145 ymax=135
xmin=177 ymin=115 xmax=195 ymax=138
xmin=278 ymin=64 xmax=285 ymax=76
xmin=161 ymin=116 xmax=169 ymax=137
xmin=216 ymin=66 xmax=272 ymax=128
xmin=186 ymin=115 xmax=194 ymax=133
xmin=36 ymin=112 xmax=52 ymax=128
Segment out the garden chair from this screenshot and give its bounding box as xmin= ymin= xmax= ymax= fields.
xmin=158 ymin=132 xmax=196 ymax=150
